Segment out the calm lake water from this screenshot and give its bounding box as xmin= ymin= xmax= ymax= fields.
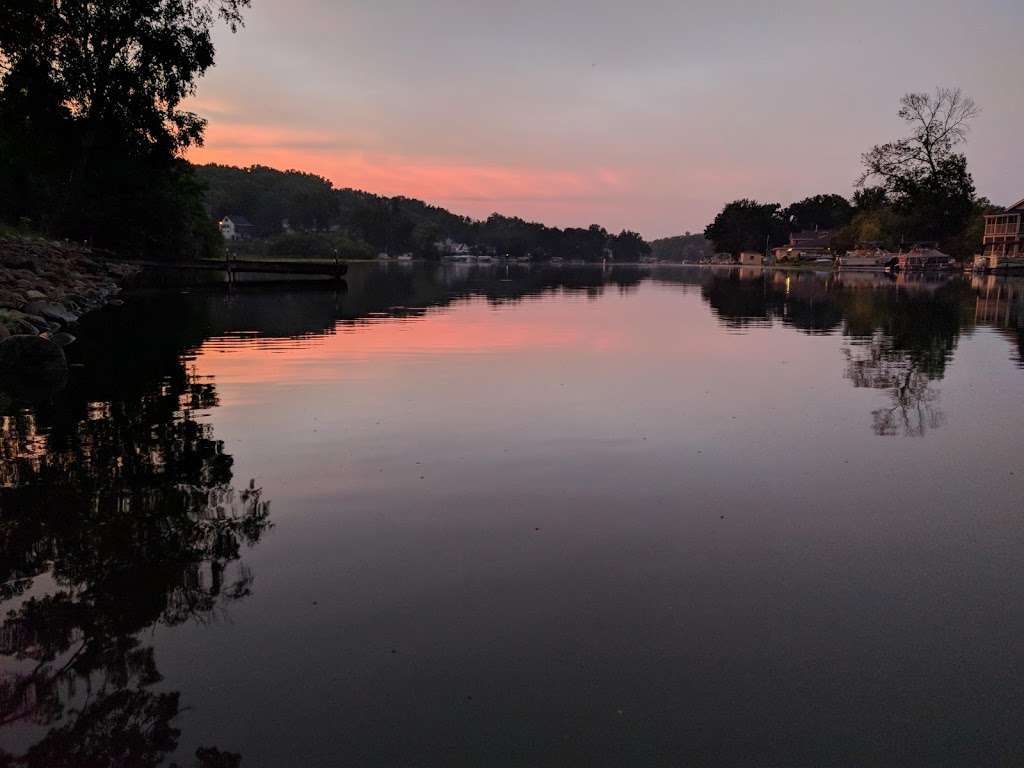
xmin=2 ymin=264 xmax=1024 ymax=766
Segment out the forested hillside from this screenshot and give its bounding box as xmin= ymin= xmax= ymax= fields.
xmin=195 ymin=163 xmax=651 ymax=261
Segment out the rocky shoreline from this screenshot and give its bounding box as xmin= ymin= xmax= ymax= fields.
xmin=0 ymin=236 xmax=139 ymax=385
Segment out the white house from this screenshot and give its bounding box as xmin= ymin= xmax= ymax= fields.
xmin=435 ymin=237 xmax=473 ymax=258
xmin=219 ymin=215 xmax=255 ymax=241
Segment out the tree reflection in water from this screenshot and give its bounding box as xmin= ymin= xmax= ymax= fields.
xmin=838 ymin=280 xmax=972 ymax=437
xmin=0 ymin=352 xmax=269 ymax=766
xmin=690 ymin=268 xmax=977 ymax=437
xmin=843 ymin=335 xmax=945 ymax=436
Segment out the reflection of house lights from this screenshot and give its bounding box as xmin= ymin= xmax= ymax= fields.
xmin=785 ymin=276 xmax=791 ymax=296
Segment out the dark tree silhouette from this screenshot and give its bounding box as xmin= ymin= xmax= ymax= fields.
xmin=0 ymin=1 xmax=249 ymax=257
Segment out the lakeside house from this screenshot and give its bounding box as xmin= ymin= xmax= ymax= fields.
xmin=738 ymin=251 xmax=763 ymax=266
xmin=435 ymin=237 xmax=473 ymax=258
xmin=219 ymin=215 xmax=255 ymax=241
xmin=773 ymin=229 xmax=833 ymax=262
xmin=980 ymin=197 xmax=1024 ymax=268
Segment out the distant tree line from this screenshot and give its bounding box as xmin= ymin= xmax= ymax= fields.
xmin=649 ymin=233 xmax=714 ymax=262
xmin=198 ymin=163 xmax=653 ymax=262
xmin=703 ymin=89 xmax=998 ymax=260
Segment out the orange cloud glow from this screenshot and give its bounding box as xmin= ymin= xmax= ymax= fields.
xmin=187 ymin=120 xmax=633 ymax=217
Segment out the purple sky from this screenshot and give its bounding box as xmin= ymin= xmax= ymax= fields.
xmin=187 ymin=0 xmax=1024 ymax=238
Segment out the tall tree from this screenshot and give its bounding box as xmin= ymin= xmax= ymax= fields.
xmin=782 ymin=194 xmax=853 ymax=232
xmin=858 ymin=88 xmax=979 ymax=190
xmin=562 ymin=225 xmax=609 ymax=262
xmin=0 ymin=0 xmax=249 ymax=256
xmin=704 ymin=199 xmax=786 ymax=255
xmin=608 ymin=230 xmax=652 ymax=262
xmin=856 ymin=88 xmax=980 ymax=253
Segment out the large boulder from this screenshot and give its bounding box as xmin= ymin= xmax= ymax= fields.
xmin=0 ymin=334 xmax=68 ymax=382
xmin=0 ymin=309 xmax=40 ymax=335
xmin=48 ymin=331 xmax=77 ymax=347
xmin=0 ymin=289 xmax=27 ymax=309
xmin=23 ymin=300 xmax=79 ymax=325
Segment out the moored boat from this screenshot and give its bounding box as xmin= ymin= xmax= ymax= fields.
xmin=836 ymin=249 xmax=897 ymax=271
xmin=972 ymin=253 xmax=1024 ymax=273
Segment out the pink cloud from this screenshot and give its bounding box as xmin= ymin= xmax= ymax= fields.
xmin=187 ymin=121 xmax=635 ymax=222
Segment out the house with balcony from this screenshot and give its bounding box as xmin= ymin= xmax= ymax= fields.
xmin=772 ymin=229 xmax=833 ymax=263
xmin=981 ymin=197 xmax=1024 ymax=267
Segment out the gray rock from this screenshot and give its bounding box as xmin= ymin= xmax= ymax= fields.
xmin=49 ymin=331 xmax=77 ymax=347
xmin=0 ymin=334 xmax=68 ymax=382
xmin=14 ymin=313 xmax=56 ymax=332
xmin=24 ymin=289 xmax=46 ymax=300
xmin=23 ymin=300 xmax=79 ymax=325
xmin=0 ymin=323 xmax=9 ymax=339
xmin=0 ymin=289 xmax=27 ymax=309
xmin=0 ymin=310 xmax=40 ymax=335
xmin=2 ymin=319 xmax=37 ymax=335
xmin=19 ymin=310 xmax=44 ymax=322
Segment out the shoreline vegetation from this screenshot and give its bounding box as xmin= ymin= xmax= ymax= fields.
xmin=0 ymin=235 xmax=138 ymax=388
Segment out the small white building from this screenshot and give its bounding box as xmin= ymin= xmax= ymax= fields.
xmin=435 ymin=237 xmax=473 ymax=257
xmin=219 ymin=215 xmax=255 ymax=241
xmin=738 ymin=251 xmax=763 ymax=266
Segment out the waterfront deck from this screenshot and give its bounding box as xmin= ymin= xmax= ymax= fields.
xmin=133 ymin=257 xmax=348 ymax=281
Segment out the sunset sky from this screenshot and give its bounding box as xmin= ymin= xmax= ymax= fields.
xmin=186 ymin=0 xmax=1024 ymax=238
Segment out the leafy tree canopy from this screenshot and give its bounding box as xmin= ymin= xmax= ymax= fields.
xmin=782 ymin=194 xmax=853 ymax=232
xmin=609 ymin=230 xmax=653 ymax=262
xmin=704 ymin=199 xmax=787 ymax=255
xmin=649 ymin=234 xmax=713 ymax=263
xmin=852 ymin=87 xmax=981 ymax=254
xmin=0 ymin=0 xmax=249 ymax=258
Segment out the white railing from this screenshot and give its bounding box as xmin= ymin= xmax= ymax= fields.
xmin=984 ymin=215 xmax=1021 ymax=239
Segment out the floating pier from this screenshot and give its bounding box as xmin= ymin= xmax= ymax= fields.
xmin=132 ymin=257 xmax=348 ymax=281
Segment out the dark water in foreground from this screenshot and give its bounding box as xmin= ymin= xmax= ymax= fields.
xmin=2 ymin=264 xmax=1024 ymax=767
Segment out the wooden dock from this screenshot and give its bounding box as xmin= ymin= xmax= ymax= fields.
xmin=133 ymin=257 xmax=348 ymax=281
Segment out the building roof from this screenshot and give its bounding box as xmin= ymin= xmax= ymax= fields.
xmin=907 ymin=247 xmax=951 ymax=259
xmin=1007 ymin=197 xmax=1024 ymax=213
xmin=789 ymin=229 xmax=832 ymax=248
xmin=224 ymin=215 xmax=254 ymax=228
